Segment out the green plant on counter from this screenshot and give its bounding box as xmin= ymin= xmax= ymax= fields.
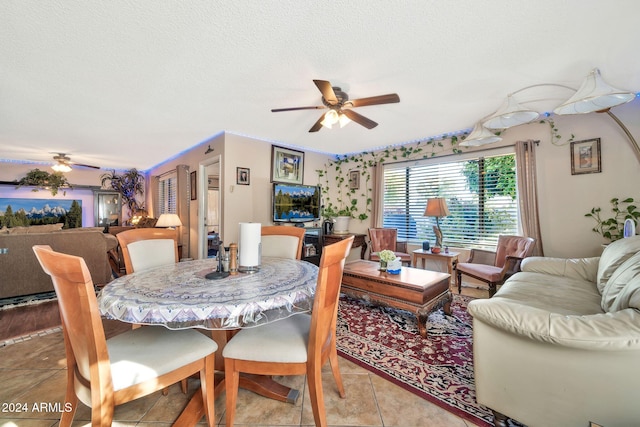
xmin=16 ymin=169 xmax=70 ymax=196
xmin=585 ymin=197 xmax=639 ymax=242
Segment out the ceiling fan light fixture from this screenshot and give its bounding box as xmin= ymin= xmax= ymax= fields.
xmin=553 ymin=68 xmax=635 ymax=115
xmin=483 ymin=95 xmax=540 ymax=129
xmin=52 ymin=163 xmax=72 ymax=173
xmin=321 ymin=109 xmax=339 ymax=129
xmin=459 ymin=122 xmax=502 ymax=147
xmin=338 ymin=112 xmax=351 ymax=128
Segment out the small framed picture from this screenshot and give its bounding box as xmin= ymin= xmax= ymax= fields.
xmin=571 ymin=138 xmax=601 ymax=175
xmin=237 ymin=167 xmax=250 ymax=185
xmin=190 ymin=171 xmax=197 ymax=200
xmin=271 ymin=145 xmax=304 ymax=184
xmin=348 ymin=170 xmax=360 ymax=190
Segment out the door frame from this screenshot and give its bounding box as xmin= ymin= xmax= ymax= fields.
xmin=198 ymin=155 xmax=222 ymax=259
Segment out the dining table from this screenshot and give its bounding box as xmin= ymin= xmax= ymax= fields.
xmin=98 ymin=256 xmax=319 ymax=426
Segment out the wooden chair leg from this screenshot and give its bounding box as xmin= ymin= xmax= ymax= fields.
xmin=201 ymin=355 xmax=215 ymax=427
xmin=225 ymin=359 xmax=240 ymax=427
xmin=328 ymin=339 xmax=345 ymax=398
xmin=59 ymin=371 xmax=78 ymax=427
xmin=456 ymin=270 xmax=463 ymax=294
xmin=307 ymin=364 xmax=328 ymax=427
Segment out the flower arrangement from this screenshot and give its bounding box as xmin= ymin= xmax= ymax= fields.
xmin=378 ymin=249 xmax=397 ymax=263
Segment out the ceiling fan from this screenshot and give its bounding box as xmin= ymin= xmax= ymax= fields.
xmin=271 ymin=80 xmax=400 ymax=132
xmin=51 ymin=153 xmax=100 ymax=172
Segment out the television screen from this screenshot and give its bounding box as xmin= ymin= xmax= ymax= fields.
xmin=273 ymin=183 xmax=321 ymax=223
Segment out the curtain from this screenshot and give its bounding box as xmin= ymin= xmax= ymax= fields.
xmin=515 ymin=140 xmax=544 ymax=256
xmin=371 ymin=163 xmax=384 ymax=227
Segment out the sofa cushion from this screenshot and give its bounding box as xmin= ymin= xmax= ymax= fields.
xmin=6 ymin=223 xmax=64 ymax=234
xmin=601 ymin=251 xmax=640 ymax=312
xmin=597 ymin=235 xmax=640 ymax=293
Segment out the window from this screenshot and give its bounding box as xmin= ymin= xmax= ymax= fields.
xmin=157 ymin=173 xmax=177 ymax=215
xmin=382 ymin=151 xmax=518 ymax=250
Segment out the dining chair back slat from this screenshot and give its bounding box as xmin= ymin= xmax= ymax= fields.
xmin=116 ymin=228 xmax=179 ymax=274
xmin=261 ymin=226 xmax=306 ymax=260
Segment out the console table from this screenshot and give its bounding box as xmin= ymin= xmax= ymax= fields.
xmin=323 ymin=233 xmax=367 ymax=259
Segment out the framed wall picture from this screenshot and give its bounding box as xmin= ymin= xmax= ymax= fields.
xmin=348 ymin=170 xmax=360 ymax=189
xmin=571 ymin=138 xmax=601 ymax=175
xmin=237 ymin=167 xmax=250 ymax=185
xmin=190 ymin=171 xmax=197 ymax=200
xmin=271 ymin=145 xmax=304 ymax=184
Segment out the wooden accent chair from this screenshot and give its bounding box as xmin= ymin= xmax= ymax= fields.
xmin=260 ymin=225 xmax=306 ymax=260
xmin=368 ymin=228 xmax=411 ymax=265
xmin=223 ymin=236 xmax=354 ymax=427
xmin=116 ymin=228 xmax=179 ymax=274
xmin=456 ymin=235 xmax=536 ymax=297
xmin=32 ymin=245 xmax=217 ymax=427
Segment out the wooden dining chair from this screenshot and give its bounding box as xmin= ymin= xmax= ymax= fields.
xmin=260 ymin=225 xmax=306 ymax=260
xmin=223 ymin=236 xmax=354 ymax=427
xmin=32 ymin=245 xmax=217 ymax=427
xmin=116 ymin=228 xmax=179 ymax=274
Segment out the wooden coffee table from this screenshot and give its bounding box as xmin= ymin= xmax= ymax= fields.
xmin=341 ymin=260 xmax=452 ymax=338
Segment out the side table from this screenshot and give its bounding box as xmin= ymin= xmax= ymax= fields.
xmin=412 ymin=249 xmax=459 ymax=286
xmin=323 ymin=233 xmax=367 ymax=259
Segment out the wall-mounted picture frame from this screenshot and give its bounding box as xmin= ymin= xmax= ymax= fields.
xmin=237 ymin=167 xmax=250 ymax=185
xmin=271 ymin=145 xmax=304 ymax=184
xmin=190 ymin=171 xmax=197 ymax=200
xmin=571 ymin=138 xmax=601 ymax=175
xmin=348 ymin=170 xmax=360 ymax=190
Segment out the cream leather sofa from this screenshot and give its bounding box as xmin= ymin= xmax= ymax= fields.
xmin=467 ymin=236 xmax=640 ymax=427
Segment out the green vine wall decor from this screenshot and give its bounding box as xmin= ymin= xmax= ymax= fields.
xmin=316 ymin=116 xmax=570 ymax=222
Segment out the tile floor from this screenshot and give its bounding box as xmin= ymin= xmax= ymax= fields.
xmin=0 ymin=284 xmax=488 ymax=427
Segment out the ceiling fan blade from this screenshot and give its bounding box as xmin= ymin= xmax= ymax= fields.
xmin=271 ymin=105 xmax=325 ymax=112
xmin=313 ymin=80 xmax=339 ymax=105
xmin=309 ymin=113 xmax=327 ymax=132
xmin=348 ymin=93 xmax=400 ymax=108
xmin=342 ymin=109 xmax=378 ymax=129
xmin=72 ymin=163 xmax=101 ymax=169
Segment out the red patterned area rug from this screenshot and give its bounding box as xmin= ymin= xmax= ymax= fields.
xmin=336 ymin=293 xmax=494 ymax=427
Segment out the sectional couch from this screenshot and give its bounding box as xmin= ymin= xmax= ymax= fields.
xmin=468 ymin=236 xmax=640 ymax=427
xmin=0 ymin=225 xmax=117 ymax=300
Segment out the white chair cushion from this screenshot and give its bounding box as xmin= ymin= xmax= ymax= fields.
xmin=107 ymin=326 xmax=217 ymax=391
xmin=128 ymin=239 xmax=176 ymax=272
xmin=261 ymin=235 xmax=299 ymax=259
xmin=223 ymin=314 xmax=310 ymax=363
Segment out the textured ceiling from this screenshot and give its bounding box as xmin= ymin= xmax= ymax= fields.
xmin=1 ymin=1 xmax=640 ymax=170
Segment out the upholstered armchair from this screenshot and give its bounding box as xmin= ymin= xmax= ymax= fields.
xmin=368 ymin=228 xmax=411 ymax=265
xmin=456 ymin=235 xmax=536 ymax=296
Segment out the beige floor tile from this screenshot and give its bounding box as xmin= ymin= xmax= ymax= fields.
xmin=300 ymin=372 xmax=382 ymax=427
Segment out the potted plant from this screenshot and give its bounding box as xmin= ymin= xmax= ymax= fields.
xmin=585 ymin=197 xmax=639 ymax=242
xmin=100 ymin=169 xmax=145 ymax=220
xmin=16 ymin=169 xmax=70 ymax=196
xmin=322 ymin=203 xmax=353 ymax=234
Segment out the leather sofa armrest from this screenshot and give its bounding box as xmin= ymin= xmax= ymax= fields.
xmin=521 ymin=256 xmax=600 ymax=283
xmin=468 ymin=298 xmax=640 ymax=350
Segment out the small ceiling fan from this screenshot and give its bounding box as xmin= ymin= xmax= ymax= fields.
xmin=271 ymin=80 xmax=400 ymax=132
xmin=51 ymin=153 xmax=100 ymax=172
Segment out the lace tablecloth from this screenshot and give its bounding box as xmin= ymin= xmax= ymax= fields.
xmin=98 ymin=257 xmax=318 ymax=330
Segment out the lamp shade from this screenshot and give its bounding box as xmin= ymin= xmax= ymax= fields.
xmin=424 ymin=198 xmax=450 ymax=218
xmin=156 ymin=213 xmax=182 ymax=228
xmin=459 ymin=122 xmax=502 ymax=147
xmin=483 ymin=95 xmax=540 ymax=129
xmin=553 ymin=68 xmax=635 ymax=115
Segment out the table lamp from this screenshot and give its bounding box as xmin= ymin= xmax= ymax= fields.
xmin=424 ymin=198 xmax=449 ymax=250
xmin=156 ymin=213 xmax=182 ymax=230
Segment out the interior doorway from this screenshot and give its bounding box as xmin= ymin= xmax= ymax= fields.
xmin=198 ymin=156 xmax=221 ymax=259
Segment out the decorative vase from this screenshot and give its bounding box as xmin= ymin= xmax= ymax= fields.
xmin=333 ymin=216 xmax=351 ymax=234
xmin=379 ymin=260 xmax=387 ymax=271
